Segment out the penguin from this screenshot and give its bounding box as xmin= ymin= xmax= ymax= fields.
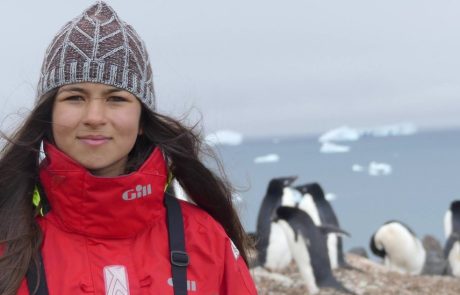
xmin=254 ymin=176 xmax=298 ymax=270
xmin=444 ymin=200 xmax=460 ymax=239
xmin=274 ymin=206 xmax=354 ymax=295
xmin=370 ymin=220 xmax=426 ymax=275
xmin=444 ymin=200 xmax=460 ymax=277
xmin=295 ymin=182 xmax=349 ymax=269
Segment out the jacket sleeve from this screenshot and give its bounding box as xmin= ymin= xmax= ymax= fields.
xmin=219 ymin=238 xmax=258 ymax=295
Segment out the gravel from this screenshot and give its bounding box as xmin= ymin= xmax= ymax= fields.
xmin=253 ymin=254 xmax=460 ymax=295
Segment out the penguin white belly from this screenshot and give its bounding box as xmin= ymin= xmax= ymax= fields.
xmin=327 ymin=234 xmax=339 ymax=269
xmin=298 ymin=195 xmax=321 ymax=225
xmin=444 ymin=210 xmax=452 ymax=239
xmin=264 ymin=222 xmax=292 ymax=270
xmin=448 ymin=241 xmax=460 ymax=277
xmin=278 ymin=220 xmax=319 ymax=294
xmin=281 ymin=187 xmax=302 ymax=207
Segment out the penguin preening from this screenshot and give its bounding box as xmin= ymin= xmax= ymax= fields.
xmin=295 ymin=182 xmax=350 ymax=269
xmin=275 ymin=206 xmax=354 ymax=295
xmin=444 ymin=200 xmax=460 ymax=277
xmin=254 ymin=176 xmax=298 ymax=270
xmin=370 ymin=221 xmax=426 ymax=275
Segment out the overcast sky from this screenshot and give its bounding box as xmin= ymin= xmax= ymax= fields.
xmin=0 ymin=0 xmax=459 ymax=137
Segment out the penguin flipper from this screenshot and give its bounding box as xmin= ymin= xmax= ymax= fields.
xmin=318 ymin=224 xmax=351 ymax=237
xmin=444 ymin=232 xmax=460 ymax=257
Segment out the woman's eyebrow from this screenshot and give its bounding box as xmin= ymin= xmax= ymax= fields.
xmin=57 ymin=87 xmax=125 ymax=95
xmin=57 ymin=86 xmax=87 ymax=94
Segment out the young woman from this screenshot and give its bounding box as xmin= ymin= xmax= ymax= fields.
xmin=0 ymin=2 xmax=257 ymax=295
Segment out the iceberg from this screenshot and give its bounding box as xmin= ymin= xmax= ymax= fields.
xmin=320 ymin=142 xmax=351 ymax=153
xmin=368 ymin=161 xmax=392 ymax=176
xmin=205 ymin=130 xmax=243 ymax=146
xmin=352 ymin=164 xmax=364 ymax=172
xmin=366 ymin=123 xmax=418 ymax=137
xmin=254 ymin=153 xmax=280 ymax=164
xmin=325 ymin=193 xmax=337 ymax=201
xmin=319 ymin=122 xmax=418 ymax=144
xmin=319 ymin=126 xmax=362 ymax=143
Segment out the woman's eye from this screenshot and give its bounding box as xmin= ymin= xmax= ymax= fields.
xmin=108 ymin=96 xmax=128 ymax=102
xmin=64 ymin=95 xmax=84 ymax=101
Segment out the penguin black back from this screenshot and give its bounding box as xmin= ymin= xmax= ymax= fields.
xmin=450 ymin=201 xmax=460 ymax=233
xmin=299 ymin=182 xmax=339 ymax=226
xmin=255 ymin=176 xmax=297 ymax=265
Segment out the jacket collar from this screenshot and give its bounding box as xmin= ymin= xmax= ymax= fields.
xmin=39 ymin=142 xmax=168 ymax=238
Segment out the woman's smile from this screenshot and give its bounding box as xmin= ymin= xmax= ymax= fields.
xmin=77 ymin=135 xmax=112 ymax=146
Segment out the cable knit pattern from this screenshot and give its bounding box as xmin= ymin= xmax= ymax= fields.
xmin=37 ymin=1 xmax=155 ymax=110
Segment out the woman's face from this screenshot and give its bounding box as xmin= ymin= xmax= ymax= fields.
xmin=52 ymin=83 xmax=142 ymax=177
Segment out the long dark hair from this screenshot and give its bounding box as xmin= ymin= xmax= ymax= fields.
xmin=0 ymin=90 xmax=252 ymax=294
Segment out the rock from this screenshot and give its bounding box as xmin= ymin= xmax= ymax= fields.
xmin=421 ymin=235 xmax=447 ymax=275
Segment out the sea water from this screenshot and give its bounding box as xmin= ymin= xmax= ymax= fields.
xmin=213 ymin=128 xmax=460 ymax=255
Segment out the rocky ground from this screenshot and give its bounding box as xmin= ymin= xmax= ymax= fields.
xmin=252 ymin=254 xmax=460 ymax=295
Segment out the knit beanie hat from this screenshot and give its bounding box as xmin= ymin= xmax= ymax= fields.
xmin=36 ymin=1 xmax=155 ymax=110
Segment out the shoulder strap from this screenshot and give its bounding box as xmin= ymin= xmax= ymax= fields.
xmin=164 ymin=192 xmax=189 ymax=295
xmin=26 ymin=252 xmax=49 ymax=295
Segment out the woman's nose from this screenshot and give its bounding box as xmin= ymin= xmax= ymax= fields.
xmin=82 ymin=99 xmax=107 ymax=127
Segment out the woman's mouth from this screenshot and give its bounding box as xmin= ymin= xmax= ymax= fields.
xmin=77 ymin=135 xmax=111 ymax=146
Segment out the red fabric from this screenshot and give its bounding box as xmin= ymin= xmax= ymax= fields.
xmin=17 ymin=143 xmax=257 ymax=295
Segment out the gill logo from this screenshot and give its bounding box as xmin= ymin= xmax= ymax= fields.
xmin=122 ymin=184 xmax=152 ymax=201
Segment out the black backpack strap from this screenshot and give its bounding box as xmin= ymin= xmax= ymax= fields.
xmin=164 ymin=192 xmax=189 ymax=295
xmin=26 ymin=251 xmax=49 ymax=295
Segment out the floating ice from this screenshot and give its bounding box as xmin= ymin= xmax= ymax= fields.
xmin=254 ymin=153 xmax=280 ymax=164
xmin=319 ymin=122 xmax=418 ymax=144
xmin=352 ymin=164 xmax=364 ymax=172
xmin=319 ymin=126 xmax=362 ymax=143
xmin=365 ymin=123 xmax=418 ymax=137
xmin=368 ymin=161 xmax=392 ymax=176
xmin=320 ymin=142 xmax=351 ymax=153
xmin=205 ymin=130 xmax=243 ymax=146
xmin=325 ymin=193 xmax=337 ymax=201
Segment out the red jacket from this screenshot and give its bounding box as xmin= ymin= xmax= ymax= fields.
xmin=17 ymin=143 xmax=257 ymax=294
